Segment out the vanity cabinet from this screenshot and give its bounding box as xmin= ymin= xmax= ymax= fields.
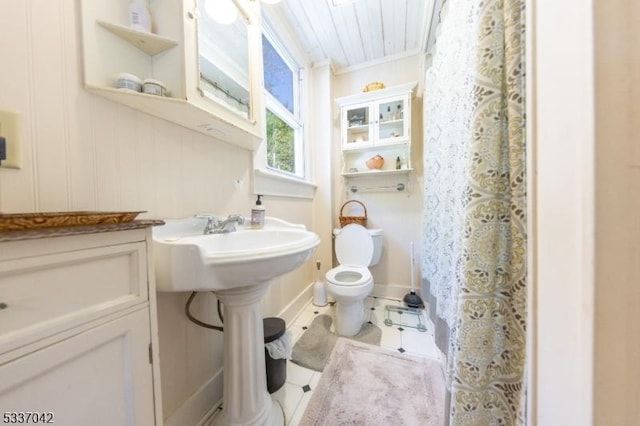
xmin=336 ymin=82 xmax=417 ymax=180
xmin=0 ymin=227 xmax=163 ymax=425
xmin=79 ymin=0 xmax=264 ymax=150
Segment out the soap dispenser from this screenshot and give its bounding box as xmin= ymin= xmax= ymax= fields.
xmin=251 ymin=195 xmax=265 ymax=228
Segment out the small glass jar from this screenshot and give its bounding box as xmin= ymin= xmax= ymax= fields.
xmin=143 ymin=78 xmax=166 ymax=96
xmin=116 ymin=73 xmax=142 ymax=92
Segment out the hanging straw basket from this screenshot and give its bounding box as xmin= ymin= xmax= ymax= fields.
xmin=339 ymin=200 xmax=368 ymax=227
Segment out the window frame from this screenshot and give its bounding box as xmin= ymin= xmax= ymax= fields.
xmin=253 ymin=13 xmax=315 ymax=199
xmin=261 ymin=26 xmax=306 ymax=179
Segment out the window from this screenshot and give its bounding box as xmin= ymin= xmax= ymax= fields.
xmin=266 ymin=109 xmax=294 ymax=172
xmin=262 ymin=33 xmax=304 ymax=178
xmin=263 ymin=35 xmax=294 ymax=114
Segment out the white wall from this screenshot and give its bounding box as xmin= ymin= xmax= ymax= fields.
xmin=309 ymin=62 xmax=335 ymax=282
xmin=332 ymin=55 xmax=424 ymax=296
xmin=532 ymin=0 xmax=595 ymax=423
xmin=532 ymin=0 xmax=640 ymax=424
xmin=0 ymin=1 xmax=325 ymax=423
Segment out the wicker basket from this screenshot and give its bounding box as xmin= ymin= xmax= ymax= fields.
xmin=339 ymin=200 xmax=368 ymax=227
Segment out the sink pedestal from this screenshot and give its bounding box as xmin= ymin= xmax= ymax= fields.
xmin=153 ymin=216 xmax=319 ymax=425
xmin=214 ymin=285 xmax=284 ymax=426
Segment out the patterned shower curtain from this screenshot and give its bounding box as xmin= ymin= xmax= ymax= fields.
xmin=423 ymin=0 xmax=526 ymax=424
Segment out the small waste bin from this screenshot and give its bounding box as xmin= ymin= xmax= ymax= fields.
xmin=263 ymin=317 xmax=287 ymax=394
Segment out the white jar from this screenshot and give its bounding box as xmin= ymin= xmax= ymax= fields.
xmin=143 ymin=78 xmax=166 ymax=96
xmin=116 ymin=72 xmax=142 ymax=92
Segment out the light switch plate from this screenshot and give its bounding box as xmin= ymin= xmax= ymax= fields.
xmin=0 ymin=109 xmax=22 ymax=169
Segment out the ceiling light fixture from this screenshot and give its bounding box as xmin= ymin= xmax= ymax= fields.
xmin=206 ymin=0 xmax=238 ymax=25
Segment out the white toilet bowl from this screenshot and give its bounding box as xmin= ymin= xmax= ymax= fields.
xmin=326 ymin=224 xmax=382 ymax=337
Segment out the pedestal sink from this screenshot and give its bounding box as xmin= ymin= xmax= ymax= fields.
xmin=153 ymin=216 xmax=319 ymax=426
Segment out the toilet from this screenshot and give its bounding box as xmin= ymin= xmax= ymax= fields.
xmin=326 ymin=224 xmax=383 ymax=337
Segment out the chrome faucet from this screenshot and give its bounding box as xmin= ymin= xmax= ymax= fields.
xmin=195 ymin=214 xmax=219 ymax=234
xmin=195 ymin=214 xmax=245 ymax=234
xmin=212 ymin=214 xmax=245 ymax=234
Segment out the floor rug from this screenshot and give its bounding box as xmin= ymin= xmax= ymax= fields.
xmin=291 ymin=314 xmax=382 ymax=372
xmin=299 ymin=338 xmax=445 ymax=426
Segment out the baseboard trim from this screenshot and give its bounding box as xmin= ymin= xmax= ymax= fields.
xmin=164 ymin=369 xmax=223 ymax=426
xmin=277 ymin=281 xmax=315 ymax=324
xmin=373 ymin=283 xmax=414 ymax=301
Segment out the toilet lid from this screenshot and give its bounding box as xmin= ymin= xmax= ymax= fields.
xmin=335 ymin=224 xmax=373 ymax=266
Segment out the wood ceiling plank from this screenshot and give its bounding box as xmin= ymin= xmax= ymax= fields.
xmin=393 ymin=0 xmax=409 ymax=53
xmin=406 ymin=0 xmax=432 ymax=52
xmin=328 ymin=2 xmax=367 ymax=67
xmin=299 ymin=0 xmax=349 ymax=69
xmin=279 ymin=1 xmax=326 ymax=64
xmin=262 ymin=0 xmax=432 ymax=72
xmin=378 ymin=0 xmax=394 ymax=56
xmin=352 ymin=2 xmax=374 ymax=61
xmin=405 ymin=0 xmax=419 ymax=50
xmin=354 ymin=0 xmax=384 ymax=62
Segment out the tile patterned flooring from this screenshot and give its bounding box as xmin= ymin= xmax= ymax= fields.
xmin=273 ymin=295 xmax=442 ymax=425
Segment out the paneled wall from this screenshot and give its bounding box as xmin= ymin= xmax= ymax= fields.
xmin=0 ymin=1 xmax=322 ymax=422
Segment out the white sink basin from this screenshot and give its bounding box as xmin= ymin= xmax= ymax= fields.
xmin=153 ymin=216 xmax=320 ymax=292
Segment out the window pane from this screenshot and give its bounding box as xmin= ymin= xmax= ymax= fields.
xmin=262 ymin=35 xmax=294 ymax=114
xmin=266 ymin=109 xmax=295 ymax=173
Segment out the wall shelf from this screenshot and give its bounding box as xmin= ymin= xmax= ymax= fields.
xmin=85 ymin=85 xmax=260 ymax=150
xmin=97 ymin=20 xmax=178 ymax=56
xmin=343 ymin=139 xmax=409 ymax=152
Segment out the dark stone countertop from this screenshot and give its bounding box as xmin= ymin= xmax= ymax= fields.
xmin=0 ymin=219 xmax=165 ymax=242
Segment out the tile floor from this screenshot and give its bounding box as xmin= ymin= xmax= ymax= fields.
xmin=205 ymin=294 xmax=442 ymax=425
xmin=273 ymin=295 xmax=442 ymax=425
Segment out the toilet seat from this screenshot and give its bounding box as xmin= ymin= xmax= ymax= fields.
xmin=326 ymin=264 xmax=372 ymax=287
xmin=328 ymin=224 xmax=374 ymax=287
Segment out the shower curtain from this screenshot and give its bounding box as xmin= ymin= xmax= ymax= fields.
xmin=422 ymin=0 xmax=526 ymax=424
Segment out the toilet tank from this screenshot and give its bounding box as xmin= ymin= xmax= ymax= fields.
xmin=368 ymin=229 xmax=383 ymax=266
xmin=333 ymin=228 xmax=383 ymax=266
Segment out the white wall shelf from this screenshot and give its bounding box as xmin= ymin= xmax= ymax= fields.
xmin=85 ymin=85 xmax=260 ymax=150
xmin=96 ymin=20 xmax=178 ymax=56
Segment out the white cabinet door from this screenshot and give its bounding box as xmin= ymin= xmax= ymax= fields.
xmin=342 ymin=101 xmax=374 ymax=149
xmin=0 ymin=309 xmax=156 ymax=426
xmin=374 ymin=94 xmax=410 ymax=145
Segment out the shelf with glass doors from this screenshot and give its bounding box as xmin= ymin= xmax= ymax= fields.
xmin=337 ymin=82 xmax=417 ymax=173
xmin=336 ymin=82 xmax=417 ymax=194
